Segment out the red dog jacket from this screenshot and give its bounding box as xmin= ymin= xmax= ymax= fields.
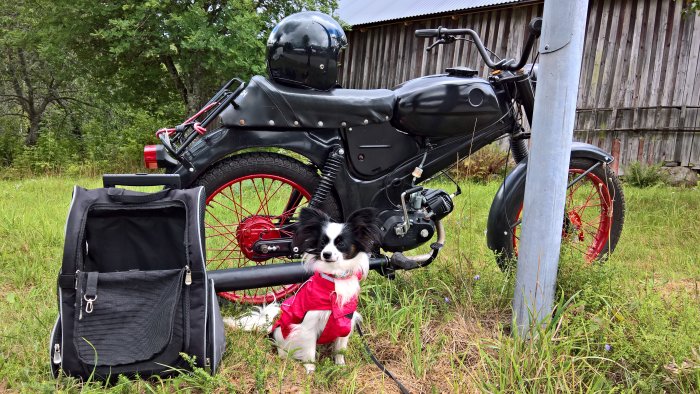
xmin=272 ymin=271 xmax=360 ymax=344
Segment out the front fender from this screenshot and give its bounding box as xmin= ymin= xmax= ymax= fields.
xmin=170 ymin=127 xmax=342 ymax=186
xmin=486 ymin=142 xmax=614 ymax=253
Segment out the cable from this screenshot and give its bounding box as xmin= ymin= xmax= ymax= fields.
xmin=455 ymin=38 xmax=502 ymax=61
xmin=355 ymin=322 xmax=411 ymax=394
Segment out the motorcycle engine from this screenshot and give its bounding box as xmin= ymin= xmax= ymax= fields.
xmin=378 ymin=188 xmax=454 ymax=252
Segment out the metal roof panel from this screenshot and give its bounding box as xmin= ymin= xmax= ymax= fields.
xmin=337 ymin=0 xmax=522 ymax=26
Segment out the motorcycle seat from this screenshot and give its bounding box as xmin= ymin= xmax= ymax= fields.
xmin=220 ymin=75 xmax=396 ymax=129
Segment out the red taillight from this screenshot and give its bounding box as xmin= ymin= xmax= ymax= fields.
xmin=144 ymin=145 xmax=159 ymax=169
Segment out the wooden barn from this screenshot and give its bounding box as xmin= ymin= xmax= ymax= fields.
xmin=336 ymin=0 xmax=700 ymax=173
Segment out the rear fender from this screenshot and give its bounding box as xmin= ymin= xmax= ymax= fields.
xmin=170 ymin=127 xmax=341 ymax=186
xmin=486 ymin=142 xmax=614 ymax=253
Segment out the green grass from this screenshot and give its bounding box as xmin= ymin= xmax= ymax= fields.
xmin=1 ymin=177 xmax=699 ymax=392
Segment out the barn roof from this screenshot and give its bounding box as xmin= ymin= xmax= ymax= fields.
xmin=336 ymin=0 xmax=524 ymax=26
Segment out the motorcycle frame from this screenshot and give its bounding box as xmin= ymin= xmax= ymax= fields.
xmin=168 ymin=69 xmax=612 ymax=217
xmin=163 ymin=22 xmax=545 ymax=217
xmin=171 ymin=120 xmax=512 ymax=217
xmin=156 ymin=16 xmax=617 ymax=268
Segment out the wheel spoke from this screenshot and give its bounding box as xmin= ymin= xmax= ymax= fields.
xmin=214 ymin=242 xmax=246 ymax=269
xmin=217 ymin=186 xmax=242 ymax=220
xmin=255 ymin=180 xmax=286 ymax=217
xmin=579 ymin=212 xmax=605 ymax=229
xmin=279 ymin=229 xmax=295 ymax=237
xmin=204 ymin=172 xmax=315 ymax=303
xmin=207 ymin=234 xmax=239 ymax=262
xmin=205 ymin=212 xmax=237 ymax=243
xmin=251 ymin=178 xmax=266 ymax=215
xmin=574 ymin=186 xmax=599 ymax=216
xmin=256 ymin=178 xmax=272 ymax=217
xmin=567 ymin=175 xmax=586 ymax=196
xmin=216 ymin=186 xmax=254 ymax=218
xmin=512 ymin=166 xmax=615 ymax=263
xmin=278 ymin=202 xmax=308 ymax=220
xmin=279 ymin=189 xmax=303 ymax=225
xmin=206 ymin=222 xmax=243 ymax=229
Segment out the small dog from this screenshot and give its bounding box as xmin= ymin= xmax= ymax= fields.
xmin=225 ymin=207 xmax=380 ymax=373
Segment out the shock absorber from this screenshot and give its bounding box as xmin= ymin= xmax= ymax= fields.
xmin=309 ymin=147 xmax=344 ymax=208
xmin=510 ymin=137 xmax=529 ymax=163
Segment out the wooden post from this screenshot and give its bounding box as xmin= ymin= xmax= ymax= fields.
xmin=611 ymin=138 xmax=621 ymax=174
xmin=637 ymin=137 xmax=645 ymax=162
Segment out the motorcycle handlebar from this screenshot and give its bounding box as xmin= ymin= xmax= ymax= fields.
xmin=415 ymin=28 xmax=438 ymax=37
xmin=415 ymin=17 xmax=542 ymax=71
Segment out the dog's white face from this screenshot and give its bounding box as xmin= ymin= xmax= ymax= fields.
xmin=319 ymin=222 xmax=351 ymax=263
xmin=294 ymin=207 xmax=380 ymax=278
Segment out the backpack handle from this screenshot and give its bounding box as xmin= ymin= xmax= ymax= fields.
xmin=106 ymin=188 xmax=171 ymax=204
xmin=102 ymin=174 xmax=181 ymax=189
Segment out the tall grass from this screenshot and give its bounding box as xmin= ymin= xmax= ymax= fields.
xmin=623 ymin=162 xmax=667 ymax=188
xmin=0 ymin=177 xmax=698 ymax=392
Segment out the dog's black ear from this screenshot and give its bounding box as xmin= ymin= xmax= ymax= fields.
xmin=294 ymin=207 xmax=330 ymax=252
xmin=347 ymin=208 xmax=382 ymax=253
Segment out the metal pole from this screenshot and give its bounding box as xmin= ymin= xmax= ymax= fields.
xmin=513 ymin=1 xmax=589 ymax=336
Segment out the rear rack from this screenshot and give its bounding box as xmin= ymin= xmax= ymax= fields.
xmin=156 ymin=78 xmax=246 ymax=170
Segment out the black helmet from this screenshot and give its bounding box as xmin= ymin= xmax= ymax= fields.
xmin=266 ymin=11 xmax=347 ymax=91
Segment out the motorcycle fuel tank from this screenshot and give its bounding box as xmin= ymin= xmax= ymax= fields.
xmin=392 ymin=74 xmax=503 ymax=137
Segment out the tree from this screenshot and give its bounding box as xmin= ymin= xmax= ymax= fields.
xmin=0 ymin=0 xmax=337 ymax=150
xmin=0 ymin=1 xmax=86 ymax=146
xmin=49 ymin=0 xmax=337 ymax=115
xmin=689 ymin=0 xmax=700 ymax=12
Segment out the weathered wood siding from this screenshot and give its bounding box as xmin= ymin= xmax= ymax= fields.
xmin=339 ymin=0 xmax=700 ymax=171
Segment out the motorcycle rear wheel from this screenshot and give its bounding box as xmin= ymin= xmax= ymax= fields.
xmin=194 ymin=152 xmax=341 ymax=303
xmin=497 ymin=158 xmax=625 ymax=271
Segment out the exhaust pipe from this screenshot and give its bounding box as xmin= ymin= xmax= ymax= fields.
xmin=209 ymin=256 xmax=389 ymax=292
xmin=208 ymin=221 xmax=446 ymax=292
xmin=388 ymin=221 xmax=445 ymax=270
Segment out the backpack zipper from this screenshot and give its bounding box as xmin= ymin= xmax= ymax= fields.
xmin=76 ymin=270 xmax=84 ymax=320
xmin=185 ymin=265 xmax=192 ymax=286
xmin=183 ymin=265 xmax=191 ymax=350
xmin=53 ymin=343 xmax=62 ymax=364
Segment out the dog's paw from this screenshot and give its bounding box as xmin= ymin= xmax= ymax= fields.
xmin=334 ymin=354 xmax=346 ymax=366
xmin=303 ymin=363 xmax=316 ymax=374
xmin=222 ymin=316 xmax=237 ymax=328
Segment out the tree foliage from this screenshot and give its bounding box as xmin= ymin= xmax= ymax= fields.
xmin=0 ymin=0 xmax=86 ymax=146
xmin=46 ymin=0 xmax=336 ymax=113
xmin=0 ymin=0 xmax=336 ymax=171
xmin=689 ymin=0 xmax=700 ymax=13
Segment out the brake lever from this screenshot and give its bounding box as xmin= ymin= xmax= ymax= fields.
xmin=426 ymin=39 xmax=445 ymax=52
xmin=426 ymin=35 xmax=456 ymax=52
xmin=493 ymin=59 xmax=509 ymax=68
xmin=493 ymin=58 xmax=520 ymax=70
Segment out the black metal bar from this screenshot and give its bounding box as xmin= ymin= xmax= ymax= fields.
xmin=208 ymin=256 xmax=389 ymax=292
xmin=201 ymin=81 xmax=244 ymax=128
xmin=567 ymin=161 xmax=601 ymax=188
xmin=175 ymin=81 xmax=246 ymax=156
xmin=515 ymin=74 xmax=535 ymax=126
xmin=103 ymin=173 xmax=181 ymax=189
xmin=204 ymin=78 xmax=239 ymax=109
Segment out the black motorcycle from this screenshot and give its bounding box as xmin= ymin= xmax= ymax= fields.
xmin=144 ymin=13 xmax=625 ymax=304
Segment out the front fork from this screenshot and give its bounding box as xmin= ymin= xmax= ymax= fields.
xmin=510 ymin=70 xmax=537 ymax=164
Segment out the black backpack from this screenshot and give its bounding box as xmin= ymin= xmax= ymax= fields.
xmin=50 ymin=175 xmax=225 ymax=381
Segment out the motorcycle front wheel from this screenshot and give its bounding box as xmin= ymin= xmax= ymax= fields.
xmin=496 ymin=158 xmax=625 ymax=271
xmin=193 ymin=152 xmax=341 ymax=303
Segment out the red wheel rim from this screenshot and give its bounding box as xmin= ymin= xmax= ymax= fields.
xmin=204 ymin=174 xmax=311 ymax=303
xmin=512 ymin=168 xmax=613 ymax=263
